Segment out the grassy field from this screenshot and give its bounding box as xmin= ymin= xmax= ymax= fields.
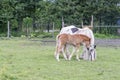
xmin=0 ymin=39 xmax=120 ymax=80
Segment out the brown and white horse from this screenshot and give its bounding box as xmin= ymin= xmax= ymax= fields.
xmin=54 ymin=33 xmax=91 ymax=61
xmin=59 ymin=25 xmax=96 ymax=61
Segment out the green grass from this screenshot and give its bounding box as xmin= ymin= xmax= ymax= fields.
xmin=0 ymin=39 xmax=120 ymax=80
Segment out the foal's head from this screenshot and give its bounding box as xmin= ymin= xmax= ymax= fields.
xmin=81 ymin=36 xmax=96 ymax=53
xmin=80 ymin=34 xmax=91 ymax=50
xmin=84 ymin=38 xmax=96 ymax=52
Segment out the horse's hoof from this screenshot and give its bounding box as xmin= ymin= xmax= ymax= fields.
xmin=57 ymin=59 xmax=60 ymax=62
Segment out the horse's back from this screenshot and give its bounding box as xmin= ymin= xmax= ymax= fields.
xmin=60 ymin=25 xmax=76 ymax=34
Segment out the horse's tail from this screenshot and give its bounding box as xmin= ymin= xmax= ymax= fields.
xmin=56 ymin=34 xmax=61 ymax=41
xmin=55 ymin=34 xmax=61 ymax=48
xmin=55 ymin=34 xmax=62 ymax=56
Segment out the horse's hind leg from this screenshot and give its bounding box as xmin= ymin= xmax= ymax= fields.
xmin=54 ymin=50 xmax=60 ymax=61
xmin=55 ymin=44 xmax=61 ymax=61
xmin=63 ymin=44 xmax=70 ymax=59
xmin=54 ymin=46 xmax=58 ymax=58
xmin=56 ymin=53 xmax=60 ymax=61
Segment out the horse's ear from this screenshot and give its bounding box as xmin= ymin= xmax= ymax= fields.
xmin=94 ymin=45 xmax=96 ymax=49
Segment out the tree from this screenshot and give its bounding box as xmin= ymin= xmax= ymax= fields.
xmin=0 ymin=0 xmax=120 ymax=36
xmin=0 ymin=0 xmax=14 ymax=37
xmin=23 ymin=17 xmax=33 ymax=37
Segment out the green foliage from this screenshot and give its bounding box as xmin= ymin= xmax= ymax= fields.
xmin=23 ymin=17 xmax=33 ymax=26
xmin=0 ymin=33 xmax=6 ymax=37
xmin=31 ymin=32 xmax=53 ymax=38
xmin=94 ymin=25 xmax=120 ymax=38
xmin=0 ymin=0 xmax=120 ymax=36
xmin=11 ymin=19 xmax=18 ymax=29
xmin=94 ymin=33 xmax=120 ymax=38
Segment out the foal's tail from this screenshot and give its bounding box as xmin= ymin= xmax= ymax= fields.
xmin=56 ymin=34 xmax=60 ymax=41
xmin=54 ymin=34 xmax=61 ymax=56
xmin=56 ymin=34 xmax=61 ymax=46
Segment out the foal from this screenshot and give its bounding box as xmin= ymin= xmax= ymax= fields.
xmin=55 ymin=34 xmax=91 ymax=61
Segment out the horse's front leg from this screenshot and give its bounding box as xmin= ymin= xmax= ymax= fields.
xmin=62 ymin=45 xmax=68 ymax=60
xmin=76 ymin=50 xmax=80 ymax=61
xmin=64 ymin=44 xmax=70 ymax=59
xmin=68 ymin=46 xmax=76 ymax=60
xmin=75 ymin=45 xmax=80 ymax=61
xmin=81 ymin=46 xmax=89 ymax=60
xmin=80 ymin=45 xmax=86 ymax=59
xmin=89 ymin=49 xmax=97 ymax=61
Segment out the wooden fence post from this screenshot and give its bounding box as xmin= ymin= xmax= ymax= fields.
xmin=62 ymin=16 xmax=64 ymax=28
xmin=91 ymin=15 xmax=93 ymax=27
xmin=7 ymin=20 xmax=10 ymax=38
xmin=52 ymin=22 xmax=55 ymax=38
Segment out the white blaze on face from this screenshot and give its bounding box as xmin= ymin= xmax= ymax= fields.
xmin=88 ymin=45 xmax=96 ymax=61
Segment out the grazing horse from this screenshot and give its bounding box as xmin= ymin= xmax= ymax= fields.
xmin=59 ymin=25 xmax=96 ymax=61
xmin=54 ymin=33 xmax=91 ymax=61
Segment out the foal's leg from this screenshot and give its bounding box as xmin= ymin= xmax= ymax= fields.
xmin=54 ymin=45 xmax=58 ymax=58
xmin=56 ymin=52 xmax=60 ymax=61
xmin=64 ymin=44 xmax=71 ymax=59
xmin=56 ymin=44 xmax=68 ymax=61
xmin=60 ymin=44 xmax=67 ymax=60
xmin=54 ymin=39 xmax=59 ymax=58
xmin=68 ymin=45 xmax=80 ymax=61
xmin=75 ymin=46 xmax=80 ymax=61
xmin=55 ymin=46 xmax=60 ymax=61
xmin=80 ymin=43 xmax=87 ymax=59
xmin=65 ymin=44 xmax=70 ymax=59
xmin=55 ymin=42 xmax=62 ymax=61
xmin=68 ymin=46 xmax=76 ymax=60
xmin=76 ymin=45 xmax=80 ymax=61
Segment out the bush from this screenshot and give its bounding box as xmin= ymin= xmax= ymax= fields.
xmin=37 ymin=32 xmax=53 ymax=38
xmin=0 ymin=33 xmax=6 ymax=37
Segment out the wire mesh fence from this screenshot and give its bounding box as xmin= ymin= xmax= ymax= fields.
xmin=93 ymin=25 xmax=120 ymax=35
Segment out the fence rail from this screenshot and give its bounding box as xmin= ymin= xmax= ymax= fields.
xmin=94 ymin=25 xmax=120 ymax=27
xmin=93 ymin=25 xmax=120 ymax=35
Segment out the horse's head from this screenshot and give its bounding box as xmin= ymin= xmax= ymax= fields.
xmin=87 ymin=45 xmax=96 ymax=56
xmin=88 ymin=45 xmax=96 ymax=51
xmin=86 ymin=45 xmax=96 ymax=61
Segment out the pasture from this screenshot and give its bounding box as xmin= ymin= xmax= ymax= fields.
xmin=0 ymin=39 xmax=120 ymax=80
